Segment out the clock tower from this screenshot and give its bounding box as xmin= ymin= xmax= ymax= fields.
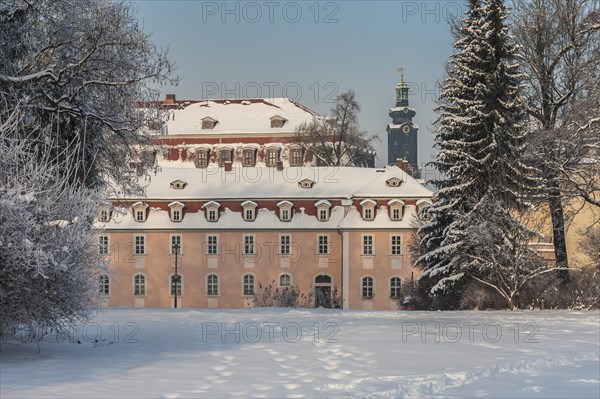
xmin=387 ymin=68 xmax=419 ymax=177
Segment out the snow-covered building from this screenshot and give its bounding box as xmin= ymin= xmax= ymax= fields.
xmin=140 ymin=95 xmax=351 ymax=169
xmin=97 ymin=161 xmax=433 ymax=310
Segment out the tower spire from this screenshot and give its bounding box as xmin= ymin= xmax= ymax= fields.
xmin=395 ymin=66 xmax=409 ymax=107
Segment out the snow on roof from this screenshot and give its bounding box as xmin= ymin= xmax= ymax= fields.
xmin=159 ymin=98 xmax=317 ymax=135
xmin=118 ymin=165 xmax=433 ymax=201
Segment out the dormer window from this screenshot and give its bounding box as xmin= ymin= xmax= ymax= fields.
xmin=132 ymin=202 xmax=148 ymax=223
xmin=168 ymin=201 xmax=185 ymax=222
xmin=203 ymin=201 xmax=220 ymax=222
xmin=265 ymin=148 xmax=279 ymax=167
xmin=242 ymin=148 xmax=256 ymax=167
xmin=201 ymin=117 xmax=218 ymax=130
xmin=195 ymin=149 xmax=210 ymax=168
xmin=315 ymin=200 xmax=331 ymax=222
xmin=360 ymin=199 xmax=377 ymax=221
xmin=170 ymin=179 xmax=187 ymax=190
xmin=98 ymin=205 xmax=111 ymax=222
xmin=388 ymin=199 xmax=405 ymax=221
xmin=277 ymin=200 xmax=293 ymax=222
xmin=270 ymin=115 xmax=287 ymax=128
xmin=289 ymin=148 xmax=304 ymax=166
xmin=298 ymin=178 xmax=315 ymax=189
xmin=416 ymin=199 xmax=433 ymax=220
xmin=218 ymin=149 xmax=233 ymax=166
xmin=241 ymin=200 xmax=257 ymax=222
xmin=386 ymin=177 xmax=403 ymax=187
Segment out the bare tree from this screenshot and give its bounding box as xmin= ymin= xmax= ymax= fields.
xmin=512 ymin=0 xmax=600 ymax=276
xmin=293 ymin=90 xmax=378 ymax=167
xmin=0 ymin=0 xmax=178 ymax=193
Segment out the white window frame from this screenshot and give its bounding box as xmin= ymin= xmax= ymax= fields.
xmin=390 ymin=235 xmax=402 ymax=256
xmin=279 ymin=273 xmax=292 ymax=287
xmin=362 ymin=234 xmax=374 ymax=256
xmin=207 ymin=208 xmax=218 ymax=222
xmin=169 ymin=273 xmax=183 ymax=296
xmin=133 ymin=273 xmax=146 ymax=296
xmin=390 ymin=276 xmax=402 ymax=299
xmin=172 ymin=209 xmax=182 ymax=222
xmin=244 ymin=208 xmax=255 ymax=221
xmin=391 ymin=207 xmax=401 ymax=221
xmin=206 ymin=274 xmax=219 ymax=296
xmin=317 ymin=234 xmax=329 ymax=255
xmin=206 ymin=234 xmax=219 ymax=255
xmin=196 ymin=149 xmax=209 ymax=168
xmin=134 ymin=234 xmax=146 ymax=255
xmin=242 ymin=273 xmax=255 ymax=296
xmin=135 ymin=209 xmax=145 ymax=222
xmin=266 ymin=149 xmax=278 ymax=167
xmin=98 ymin=274 xmax=110 ymax=295
xmin=243 ymin=234 xmax=256 ymax=255
xmin=362 ymin=276 xmax=374 ymax=299
xmin=242 ymin=149 xmax=255 ymax=167
xmin=289 ymin=148 xmax=303 ymax=166
xmin=318 ymin=208 xmax=329 ymax=221
xmin=170 ymin=234 xmax=182 ymax=255
xmin=98 ymin=234 xmax=109 ymax=255
xmin=280 ymin=234 xmax=291 ymax=255
xmin=99 ymin=209 xmax=109 ymax=222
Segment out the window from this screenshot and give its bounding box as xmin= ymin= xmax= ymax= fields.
xmin=244 ymin=235 xmax=256 ymax=255
xmin=172 ymin=209 xmax=181 ymax=222
xmin=281 ymin=208 xmax=290 ymax=221
xmin=243 ymin=274 xmax=255 ymax=295
xmin=170 ymin=235 xmax=182 ymax=254
xmin=362 ymin=276 xmax=374 ymax=299
xmin=135 ymin=209 xmax=145 ymax=222
xmin=279 ymin=274 xmax=291 ymax=287
xmin=196 ymin=150 xmax=209 ymax=168
xmin=319 ymin=208 xmax=329 ymax=221
xmin=219 ymin=149 xmax=232 ymax=166
xmin=98 ymin=275 xmax=109 ymax=295
xmin=134 ymin=274 xmax=146 ymax=296
xmin=99 ymin=209 xmax=109 ymax=222
xmin=266 ymin=149 xmax=278 ymax=167
xmin=98 ymin=235 xmax=109 ymax=255
xmin=391 ymin=235 xmax=402 ymax=255
xmin=201 ymin=117 xmax=217 ymax=130
xmin=245 ymin=208 xmax=255 ymax=221
xmin=318 ymin=235 xmax=329 ymax=255
xmin=207 ymin=235 xmax=218 ymax=255
xmin=280 ymin=235 xmax=291 ymax=255
xmin=362 ymin=235 xmax=374 ymax=255
xmin=390 ymin=277 xmax=402 ymax=298
xmin=170 ymin=274 xmax=182 ymax=296
xmin=134 ymin=235 xmax=145 ymax=255
xmin=208 ymin=209 xmax=217 ymax=222
xmin=289 ymin=148 xmax=303 ymax=166
xmin=242 ymin=149 xmax=255 ymax=167
xmin=392 ymin=208 xmax=401 ymax=220
xmin=207 ymin=274 xmax=218 ymax=296
xmin=361 ymin=199 xmax=376 ymax=220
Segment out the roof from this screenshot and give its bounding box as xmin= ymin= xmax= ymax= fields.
xmin=156 ymin=98 xmax=317 ymax=136
xmin=117 ymin=165 xmax=433 ymax=201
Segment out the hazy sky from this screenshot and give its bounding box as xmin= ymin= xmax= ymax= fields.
xmin=132 ymin=0 xmax=464 ymax=167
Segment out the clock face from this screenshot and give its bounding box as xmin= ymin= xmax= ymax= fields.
xmin=402 ymin=125 xmax=411 ymax=134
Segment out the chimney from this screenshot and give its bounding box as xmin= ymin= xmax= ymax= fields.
xmin=164 ymin=94 xmax=176 ymax=104
xmin=396 ymin=158 xmax=409 ymax=173
xmin=224 ymin=161 xmax=232 ymax=172
xmin=276 ymin=161 xmax=284 ymax=171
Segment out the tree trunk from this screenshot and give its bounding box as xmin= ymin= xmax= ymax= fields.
xmin=546 ymin=175 xmax=570 ymax=283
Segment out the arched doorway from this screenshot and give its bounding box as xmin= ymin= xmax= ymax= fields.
xmin=314 ymin=274 xmax=332 ymax=308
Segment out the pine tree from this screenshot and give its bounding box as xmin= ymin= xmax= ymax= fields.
xmin=417 ymin=0 xmax=539 ymax=308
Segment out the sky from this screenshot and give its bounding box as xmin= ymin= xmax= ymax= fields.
xmin=131 ymin=0 xmax=464 ymax=167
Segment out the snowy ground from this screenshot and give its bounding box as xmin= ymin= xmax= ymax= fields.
xmin=1 ymin=309 xmax=599 ymax=398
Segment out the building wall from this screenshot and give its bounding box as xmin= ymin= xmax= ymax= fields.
xmin=100 ymin=229 xmax=420 ymax=310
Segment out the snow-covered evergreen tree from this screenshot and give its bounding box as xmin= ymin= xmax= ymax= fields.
xmin=417 ymin=0 xmax=539 ymax=308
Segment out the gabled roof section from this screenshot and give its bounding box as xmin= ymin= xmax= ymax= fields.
xmin=202 ymin=201 xmax=220 ymax=208
xmin=360 ymin=199 xmax=377 ymax=207
xmin=131 ymin=202 xmax=148 ymax=209
xmin=315 ymin=200 xmax=332 ymax=208
xmin=241 ymin=200 xmax=258 ymax=208
xmin=388 ymin=199 xmax=405 ymax=206
xmin=277 ymin=200 xmax=293 ymax=207
xmin=168 ymin=201 xmax=185 ymax=208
